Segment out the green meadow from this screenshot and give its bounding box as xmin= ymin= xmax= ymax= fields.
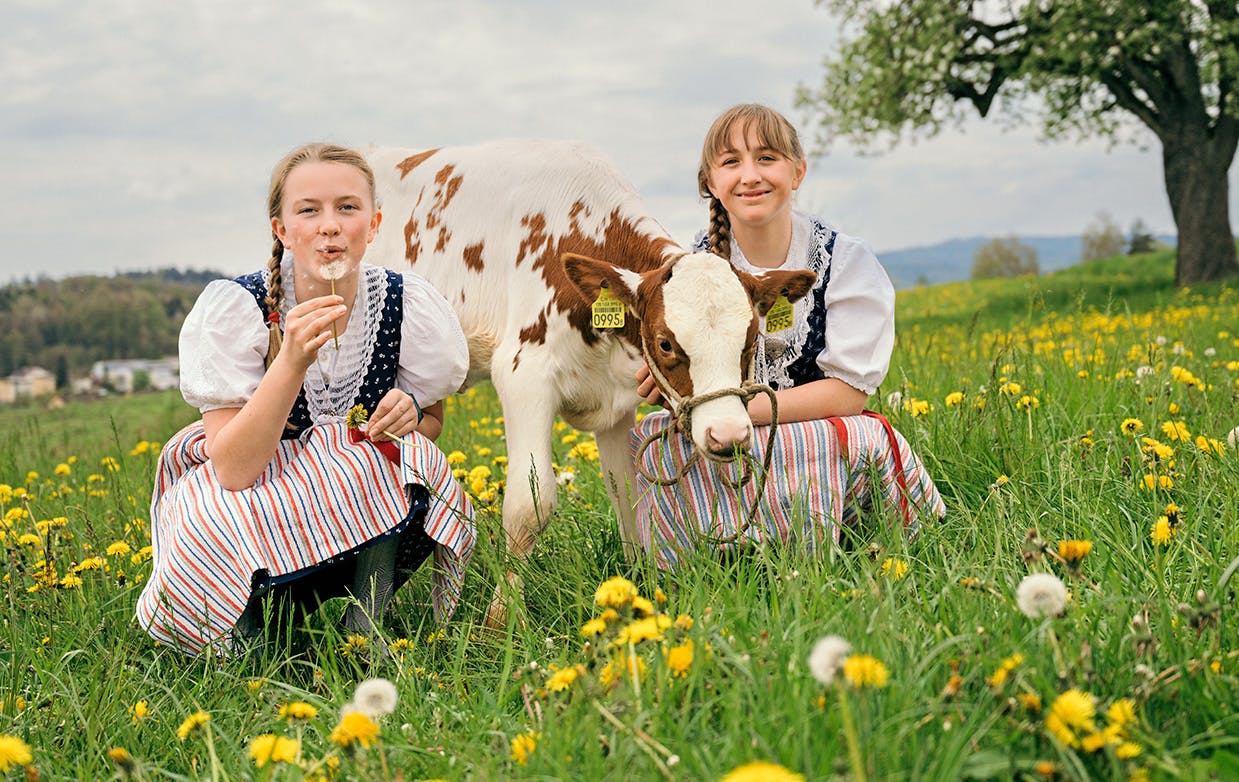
xmin=1 ymin=249 xmax=1236 ymax=781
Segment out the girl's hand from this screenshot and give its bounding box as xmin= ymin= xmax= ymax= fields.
xmin=277 ymin=295 xmax=347 ymax=369
xmin=635 ymin=363 xmax=665 ymax=406
xmin=368 ymin=388 xmax=420 ymax=442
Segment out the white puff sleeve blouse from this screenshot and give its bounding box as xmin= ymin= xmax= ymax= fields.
xmin=816 ymin=230 xmax=895 ymax=395
xmin=179 ymin=271 xmax=469 ymax=414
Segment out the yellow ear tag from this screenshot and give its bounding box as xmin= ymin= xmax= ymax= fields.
xmin=765 ymin=294 xmax=793 ymax=333
xmin=591 ymin=286 xmax=625 ymax=329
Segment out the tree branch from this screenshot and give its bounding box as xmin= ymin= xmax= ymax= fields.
xmin=1098 ymin=70 xmax=1164 ymax=138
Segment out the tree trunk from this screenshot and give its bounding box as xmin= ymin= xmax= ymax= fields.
xmin=1162 ymin=130 xmax=1239 ymax=286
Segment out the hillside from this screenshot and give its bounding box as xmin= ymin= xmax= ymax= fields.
xmin=0 ymin=269 xmax=222 ymax=381
xmin=880 ymin=233 xmax=1177 ymax=288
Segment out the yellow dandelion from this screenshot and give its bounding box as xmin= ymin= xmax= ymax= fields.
xmin=1161 ymin=420 xmax=1191 ymax=442
xmin=74 ymin=556 xmax=105 ymax=572
xmin=0 ymin=735 xmax=33 ymax=772
xmin=1045 ymin=689 xmax=1095 ymax=747
xmin=388 ymin=638 xmax=415 ymax=655
xmin=330 ymin=711 xmax=380 ymax=749
xmin=1033 ymin=760 xmax=1057 ymax=778
xmin=631 ymin=595 xmax=655 ymax=617
xmin=580 ymin=618 xmax=608 ymax=637
xmin=880 ymin=557 xmax=909 ymax=580
xmin=176 ymin=710 xmax=210 ymax=741
xmin=614 ymin=615 xmax=672 ymax=646
xmin=999 ymin=381 xmax=1022 ymax=396
xmin=59 ymin=573 xmax=83 ymax=589
xmin=54 ymin=463 xmax=71 ymax=476
xmin=594 ymin=576 xmax=638 ymax=608
xmin=106 ymin=541 xmax=131 ymax=557
xmin=674 ymin=614 xmax=694 ymax=631
xmin=107 ymin=747 xmax=135 ymax=772
xmin=719 ymin=760 xmax=806 ymax=782
xmin=278 ymin=702 xmax=318 ymax=720
xmin=1116 ymin=742 xmax=1143 ymax=759
xmin=842 ymin=654 xmax=889 ymax=689
xmin=666 ymin=639 xmax=694 ymax=678
xmin=129 ymin=700 xmax=149 ymax=723
xmin=1057 ymin=540 xmax=1092 ymax=565
xmin=1017 ymin=693 xmax=1042 ymax=712
xmin=545 ymin=665 xmax=583 ymax=693
xmin=1150 ymin=517 xmax=1175 ymax=546
xmin=944 ymin=391 xmax=965 ymax=406
xmin=509 ymin=731 xmax=539 ymax=766
xmin=1016 ymin=394 xmax=1040 ymax=410
xmin=340 ymin=635 xmax=369 ymax=656
xmin=1080 ymin=732 xmax=1107 ymax=753
xmin=248 ymin=734 xmax=300 ymax=766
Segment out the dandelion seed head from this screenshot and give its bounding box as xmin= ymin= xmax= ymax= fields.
xmin=1016 ymin=573 xmax=1068 ymax=618
xmin=807 ymin=635 xmax=852 ymax=685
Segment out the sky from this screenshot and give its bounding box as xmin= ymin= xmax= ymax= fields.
xmin=3 ymin=0 xmax=1233 ymax=285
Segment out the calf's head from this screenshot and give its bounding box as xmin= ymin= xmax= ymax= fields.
xmin=563 ymin=251 xmax=816 ymax=456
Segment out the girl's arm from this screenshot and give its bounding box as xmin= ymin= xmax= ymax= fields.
xmin=203 ymin=294 xmax=346 ymax=490
xmin=745 ymin=377 xmax=866 ymax=425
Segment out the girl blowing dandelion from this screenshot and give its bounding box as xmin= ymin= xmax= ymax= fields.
xmin=136 ymin=143 xmax=475 ymax=656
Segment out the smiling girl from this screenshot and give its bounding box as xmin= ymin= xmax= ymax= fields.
xmin=633 ymin=104 xmax=944 ymax=567
xmin=136 ymin=143 xmax=475 ymax=656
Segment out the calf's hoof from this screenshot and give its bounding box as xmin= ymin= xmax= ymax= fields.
xmin=483 ymin=572 xmax=525 ymax=630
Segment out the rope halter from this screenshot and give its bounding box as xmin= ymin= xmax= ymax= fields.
xmin=635 ymin=333 xmax=779 ymax=543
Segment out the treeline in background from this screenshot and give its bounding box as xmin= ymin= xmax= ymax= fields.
xmin=0 ymin=269 xmax=220 ymax=383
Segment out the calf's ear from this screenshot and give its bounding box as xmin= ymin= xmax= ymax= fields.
xmin=562 ymin=252 xmax=643 ymax=309
xmin=737 ymin=269 xmax=818 ymax=316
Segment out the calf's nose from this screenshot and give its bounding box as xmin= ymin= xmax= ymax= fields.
xmin=705 ymin=422 xmax=752 ymax=455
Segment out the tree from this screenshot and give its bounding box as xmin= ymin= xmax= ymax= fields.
xmin=971 ymin=236 xmax=1040 ymax=279
xmin=799 ymin=1 xmax=1239 ymax=286
xmin=1081 ymin=211 xmax=1126 ymax=262
xmin=1127 ymin=218 xmax=1164 ymax=254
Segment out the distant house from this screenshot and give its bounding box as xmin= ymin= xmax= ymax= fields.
xmin=90 ymin=357 xmax=180 ymax=393
xmin=0 ymin=378 xmax=13 ymax=405
xmin=10 ymin=367 xmax=56 ymax=399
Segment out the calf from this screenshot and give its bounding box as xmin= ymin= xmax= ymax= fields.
xmin=365 ymin=141 xmax=814 ymax=624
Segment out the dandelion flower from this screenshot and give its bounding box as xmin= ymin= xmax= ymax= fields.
xmin=176 ymin=710 xmax=210 ymax=741
xmin=842 ymin=654 xmax=890 ymax=689
xmin=944 ymin=391 xmax=965 ymax=406
xmin=580 ymin=618 xmax=607 ymax=637
xmin=248 ymin=734 xmax=300 ymax=766
xmin=1116 ymin=742 xmax=1143 ymax=759
xmin=1120 ymin=418 xmax=1145 ymax=435
xmin=278 ymin=701 xmax=318 ymax=721
xmin=594 ymin=576 xmax=638 ymax=608
xmin=509 ymin=731 xmax=539 ymax=766
xmin=1033 ymin=760 xmax=1057 ymax=778
xmin=719 ymin=760 xmax=806 ymax=782
xmin=545 ymin=665 xmax=583 ymax=692
xmin=1057 ymin=540 xmax=1092 ymax=566
xmin=614 ymin=615 xmax=672 ymax=646
xmin=330 ymin=711 xmax=380 ymax=749
xmin=0 ymin=735 xmax=32 ymax=771
xmin=1045 ymin=689 xmax=1096 ymax=747
xmin=880 ymin=557 xmax=909 ymax=579
xmin=807 ymin=635 xmax=852 ymax=685
xmin=107 ymin=747 xmax=135 ymax=774
xmin=1161 ymin=420 xmax=1191 ymax=442
xmin=674 ymin=614 xmax=694 ymax=631
xmin=352 ymin=678 xmax=399 ymax=719
xmin=129 ymin=700 xmax=149 ymax=723
xmin=1150 ymin=517 xmax=1175 ymax=546
xmin=106 ymin=541 xmax=131 ymax=557
xmin=666 ymin=639 xmax=694 ymax=678
xmin=1016 ymin=573 xmax=1068 ymax=618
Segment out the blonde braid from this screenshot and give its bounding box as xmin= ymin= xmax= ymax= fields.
xmin=707 ymin=196 xmax=732 ymax=260
xmin=264 ymin=238 xmax=284 ymax=368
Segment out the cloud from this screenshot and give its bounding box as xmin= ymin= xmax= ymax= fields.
xmin=0 ymin=0 xmax=1233 ymax=282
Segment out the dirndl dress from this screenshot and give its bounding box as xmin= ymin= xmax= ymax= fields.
xmin=135 ymin=270 xmax=475 ymax=656
xmin=631 ymin=410 xmax=944 ymax=570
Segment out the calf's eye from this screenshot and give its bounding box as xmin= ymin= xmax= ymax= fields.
xmin=658 ymin=339 xmax=674 ymax=353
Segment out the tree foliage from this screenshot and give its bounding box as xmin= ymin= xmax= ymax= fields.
xmin=799 ymin=0 xmax=1239 ymax=285
xmin=0 ymin=271 xmax=212 ymax=379
xmin=971 ymin=236 xmax=1040 ymax=279
xmin=1081 ymin=211 xmax=1126 ymax=262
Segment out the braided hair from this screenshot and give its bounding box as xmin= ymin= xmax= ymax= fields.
xmin=696 ymin=104 xmax=805 ymax=260
xmin=263 ymin=143 xmax=377 ymax=367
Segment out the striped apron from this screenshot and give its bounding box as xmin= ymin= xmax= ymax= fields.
xmin=135 ymin=271 xmax=475 ymax=656
xmin=630 ymin=411 xmax=944 ymax=570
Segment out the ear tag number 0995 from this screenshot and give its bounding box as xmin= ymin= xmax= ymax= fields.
xmin=765 ymin=294 xmax=793 ymax=333
xmin=592 ymin=286 xmax=625 ymax=329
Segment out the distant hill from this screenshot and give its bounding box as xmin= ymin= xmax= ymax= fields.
xmin=879 ymin=234 xmax=1177 ymax=289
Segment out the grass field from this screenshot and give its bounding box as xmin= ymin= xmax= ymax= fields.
xmin=0 ymin=249 xmax=1235 ymax=781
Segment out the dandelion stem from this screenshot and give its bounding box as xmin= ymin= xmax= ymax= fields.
xmin=381 ymin=430 xmax=420 ymax=449
xmin=330 ymin=278 xmax=340 ymax=350
xmin=835 ymin=683 xmax=868 ymax=782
